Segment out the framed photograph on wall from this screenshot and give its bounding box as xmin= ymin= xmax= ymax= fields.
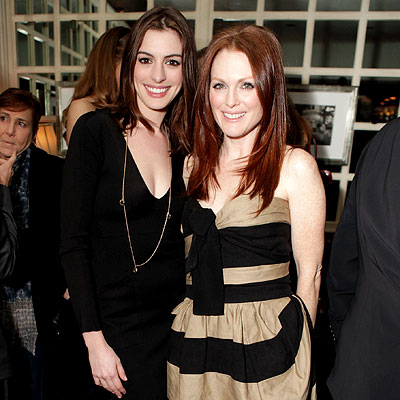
xmin=288 ymin=84 xmax=358 ymax=165
xmin=56 ymin=81 xmax=75 ymax=155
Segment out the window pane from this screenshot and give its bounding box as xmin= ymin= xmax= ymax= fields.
xmin=60 ymin=21 xmax=99 ymax=66
xmin=19 ymin=76 xmax=30 ymax=91
xmin=62 ymin=73 xmax=83 ymax=83
xmin=370 ymin=0 xmax=400 ymax=11
xmin=34 ymin=0 xmax=52 ymax=13
xmin=17 ymin=30 xmax=29 ymax=66
xmin=35 ymin=40 xmax=45 ymax=66
xmin=325 ymin=180 xmax=339 ymax=222
xmin=213 ymin=19 xmax=255 ymax=35
xmin=105 ymin=0 xmax=147 ymax=12
xmin=60 ymin=0 xmax=98 ymax=13
xmin=16 ymin=22 xmax=54 ymax=66
xmin=349 ymin=130 xmax=377 ymax=172
xmin=18 ymin=73 xmax=55 ymax=115
xmin=286 ymin=75 xmax=302 ymax=84
xmin=215 ymin=0 xmax=257 ymax=11
xmin=312 ymin=21 xmax=358 ymax=68
xmin=155 ymin=0 xmax=195 ymax=11
xmin=310 ymin=76 xmax=352 ymax=86
xmin=15 ymin=0 xmax=53 ymax=14
xmin=358 ymin=77 xmax=400 ymax=123
xmin=317 ymin=0 xmax=361 ymax=11
xmin=363 ymin=21 xmax=400 ymax=68
xmin=188 ymin=20 xmax=195 ymax=32
xmin=265 ymin=0 xmax=308 ymax=11
xmin=264 ymin=20 xmax=306 ymax=67
xmin=15 ymin=0 xmax=28 ymax=14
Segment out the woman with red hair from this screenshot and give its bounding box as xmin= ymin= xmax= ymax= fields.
xmin=168 ymin=24 xmax=325 ymax=399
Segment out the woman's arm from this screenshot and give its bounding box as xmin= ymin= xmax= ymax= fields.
xmin=60 ymin=113 xmax=126 ymax=397
xmin=284 ymin=148 xmax=326 ymax=325
xmin=61 ymin=112 xmax=103 ymax=332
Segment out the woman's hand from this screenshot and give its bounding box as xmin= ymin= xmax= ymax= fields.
xmin=83 ymin=331 xmax=128 ymax=398
xmin=0 ymin=151 xmax=16 ymax=186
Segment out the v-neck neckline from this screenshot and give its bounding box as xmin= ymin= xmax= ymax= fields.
xmin=121 ymin=133 xmax=172 ymax=200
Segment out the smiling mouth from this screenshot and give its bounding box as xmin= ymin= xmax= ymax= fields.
xmin=223 ymin=112 xmax=246 ymax=120
xmin=145 ymin=85 xmax=169 ymax=94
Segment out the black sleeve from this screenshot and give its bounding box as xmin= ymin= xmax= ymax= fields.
xmin=60 ymin=112 xmax=104 ymax=333
xmin=326 ymin=175 xmax=359 ymax=339
xmin=0 ymin=185 xmax=17 ymax=279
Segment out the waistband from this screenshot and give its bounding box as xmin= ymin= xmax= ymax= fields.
xmin=186 ymin=275 xmax=292 ymax=304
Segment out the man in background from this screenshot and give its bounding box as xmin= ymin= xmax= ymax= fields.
xmin=327 ymin=117 xmax=400 ymax=399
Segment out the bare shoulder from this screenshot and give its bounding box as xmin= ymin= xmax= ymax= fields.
xmin=66 ymin=97 xmax=97 ymax=144
xmin=69 ymin=97 xmax=96 ymax=115
xmin=284 ymin=147 xmax=318 ymax=175
xmin=281 ymin=147 xmax=322 ymax=193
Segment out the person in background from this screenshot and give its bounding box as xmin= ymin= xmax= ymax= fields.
xmin=327 ymin=117 xmax=400 ymax=400
xmin=167 ymin=24 xmax=325 ymax=400
xmin=60 ymin=7 xmax=197 ymax=399
xmin=287 ymin=98 xmax=313 ymax=150
xmin=0 ymin=88 xmax=65 ymax=400
xmin=0 ymin=150 xmax=17 ymax=400
xmin=62 ymin=26 xmax=130 ymax=144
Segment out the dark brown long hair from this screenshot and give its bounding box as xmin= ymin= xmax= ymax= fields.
xmin=62 ymin=26 xmax=129 ymax=126
xmin=112 ymin=7 xmax=197 ymax=154
xmin=187 ymin=24 xmax=289 ymax=212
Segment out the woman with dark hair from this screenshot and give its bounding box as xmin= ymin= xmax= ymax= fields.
xmin=167 ymin=25 xmax=325 ymax=399
xmin=63 ymin=26 xmax=130 ymax=143
xmin=60 ymin=7 xmax=197 ymax=400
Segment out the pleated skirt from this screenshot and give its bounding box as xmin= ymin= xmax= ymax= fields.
xmin=167 ymin=295 xmax=315 ymax=400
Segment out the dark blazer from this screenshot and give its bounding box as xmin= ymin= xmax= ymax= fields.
xmin=0 ymin=185 xmax=17 ymax=380
xmin=327 ymin=118 xmax=400 ymax=400
xmin=3 ymin=145 xmax=65 ymax=344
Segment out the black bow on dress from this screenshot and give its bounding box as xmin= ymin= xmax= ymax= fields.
xmin=184 ymin=198 xmax=225 ymax=316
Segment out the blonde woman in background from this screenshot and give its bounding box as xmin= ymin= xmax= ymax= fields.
xmin=63 ymin=26 xmax=129 ymax=143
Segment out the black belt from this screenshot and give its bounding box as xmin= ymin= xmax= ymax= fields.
xmin=186 ymin=276 xmax=292 ymax=304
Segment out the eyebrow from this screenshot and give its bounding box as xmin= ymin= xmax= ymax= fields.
xmin=137 ymin=50 xmax=183 ymax=58
xmin=0 ymin=111 xmax=29 ymax=123
xmin=210 ymin=76 xmax=254 ymax=82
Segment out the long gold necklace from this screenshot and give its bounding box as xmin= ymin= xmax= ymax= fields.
xmin=119 ymin=132 xmax=172 ymax=273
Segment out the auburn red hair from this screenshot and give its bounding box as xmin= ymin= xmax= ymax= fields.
xmin=187 ymin=24 xmax=289 ymax=212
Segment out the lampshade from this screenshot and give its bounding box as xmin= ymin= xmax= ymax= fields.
xmin=36 ymin=123 xmax=58 ymax=156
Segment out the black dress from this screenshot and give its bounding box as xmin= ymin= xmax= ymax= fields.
xmin=60 ymin=109 xmax=186 ymax=399
xmin=168 ymin=195 xmax=315 ymax=399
